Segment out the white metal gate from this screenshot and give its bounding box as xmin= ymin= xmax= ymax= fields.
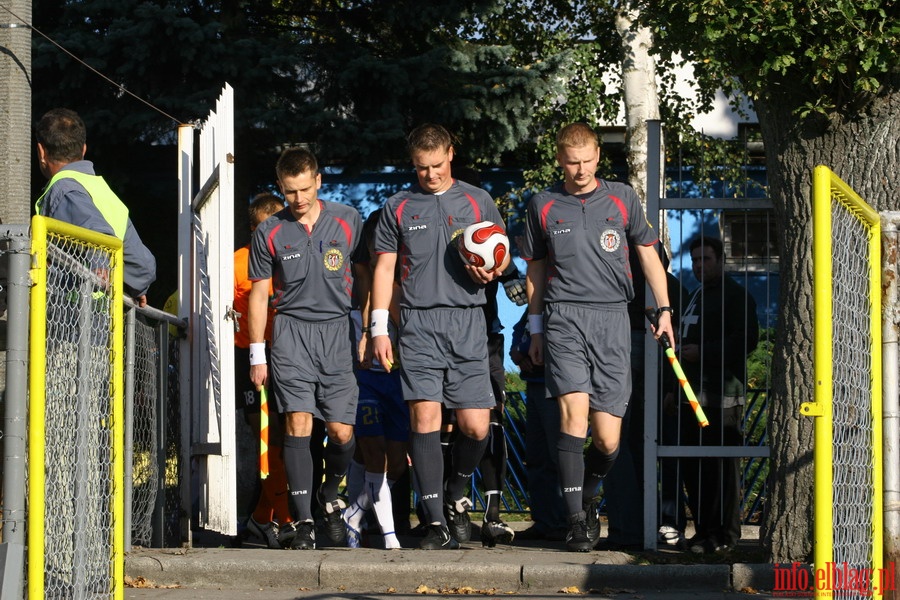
xmin=177 ymin=84 xmax=237 ymax=535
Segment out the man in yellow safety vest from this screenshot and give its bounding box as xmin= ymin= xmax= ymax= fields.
xmin=35 ymin=108 xmax=156 ymax=306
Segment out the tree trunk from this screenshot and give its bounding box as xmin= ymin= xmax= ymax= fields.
xmin=0 ymin=0 xmax=32 ymax=225
xmin=616 ymin=7 xmax=660 ymax=207
xmin=757 ymin=77 xmax=900 ymax=563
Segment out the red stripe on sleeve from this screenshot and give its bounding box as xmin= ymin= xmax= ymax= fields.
xmin=609 ymin=195 xmax=629 ymax=228
xmin=464 ymin=193 xmax=482 ymax=222
xmin=334 ymin=216 xmax=353 ymax=247
xmin=540 ymin=199 xmax=555 ymax=233
xmin=395 ymin=198 xmax=409 ymax=228
xmin=266 ymin=223 xmax=282 ymax=258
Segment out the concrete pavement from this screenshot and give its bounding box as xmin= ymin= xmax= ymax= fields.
xmin=125 ymin=523 xmax=776 ymax=595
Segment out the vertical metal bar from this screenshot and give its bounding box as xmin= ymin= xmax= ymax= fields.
xmin=152 ymin=322 xmax=170 ymax=547
xmin=882 ymin=217 xmax=900 ymax=591
xmin=1 ymin=227 xmax=32 ymax=600
xmin=810 ymin=165 xmax=835 ymax=598
xmin=27 ymin=217 xmax=49 ymax=600
xmin=123 ymin=306 xmax=136 ymax=550
xmin=177 ymin=123 xmax=194 ymax=546
xmin=72 ymin=276 xmax=94 ymax=593
xmin=112 ymin=244 xmax=126 ymax=600
xmin=643 ymin=120 xmax=662 ymax=551
xmin=868 ymin=205 xmax=884 ymax=586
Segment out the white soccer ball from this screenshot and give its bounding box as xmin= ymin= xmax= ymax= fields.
xmin=457 ymin=221 xmax=510 ymax=271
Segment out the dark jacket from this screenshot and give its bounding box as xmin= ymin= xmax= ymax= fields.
xmin=679 ymin=274 xmax=759 ymax=406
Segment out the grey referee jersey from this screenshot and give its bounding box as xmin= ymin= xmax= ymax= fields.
xmin=522 ymin=179 xmax=658 ymax=304
xmin=374 ymin=179 xmax=505 ymax=309
xmin=249 ymin=201 xmax=363 ymax=320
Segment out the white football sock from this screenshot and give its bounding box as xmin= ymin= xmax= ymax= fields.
xmin=366 ymin=471 xmax=400 ymax=549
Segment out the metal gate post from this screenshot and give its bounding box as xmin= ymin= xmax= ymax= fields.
xmin=1 ymin=227 xmax=32 ymax=600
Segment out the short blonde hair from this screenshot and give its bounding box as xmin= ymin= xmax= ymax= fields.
xmin=556 ymin=122 xmax=599 ymax=152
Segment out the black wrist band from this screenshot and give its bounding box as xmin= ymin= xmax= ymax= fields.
xmin=657 ymin=306 xmax=674 ymax=315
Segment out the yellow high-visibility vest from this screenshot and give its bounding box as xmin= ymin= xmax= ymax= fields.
xmin=36 ymin=170 xmax=129 ymax=240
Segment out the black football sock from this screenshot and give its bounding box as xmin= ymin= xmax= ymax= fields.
xmin=410 ymin=431 xmax=445 ymax=525
xmin=583 ymin=443 xmax=619 ymax=506
xmin=557 ymin=432 xmax=586 ymax=518
xmin=446 ymin=432 xmax=489 ymax=502
xmin=479 ymin=419 xmax=507 ymax=522
xmin=282 ymin=434 xmax=313 ymax=522
xmin=320 ymin=435 xmax=355 ymax=502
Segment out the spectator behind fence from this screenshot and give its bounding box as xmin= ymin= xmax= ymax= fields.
xmin=673 ymin=235 xmax=759 ymax=554
xmin=522 ymin=122 xmax=674 ymax=552
xmin=35 ymin=108 xmax=157 ymax=306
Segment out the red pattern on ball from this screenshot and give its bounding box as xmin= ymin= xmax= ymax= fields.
xmin=457 ymin=221 xmax=509 ymax=270
xmin=471 ymin=223 xmax=505 ymax=244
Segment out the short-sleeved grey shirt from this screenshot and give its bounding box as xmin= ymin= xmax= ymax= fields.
xmin=374 ymin=180 xmax=505 ymax=309
xmin=522 ymin=179 xmax=658 ymax=304
xmin=249 ymin=201 xmax=363 ymax=321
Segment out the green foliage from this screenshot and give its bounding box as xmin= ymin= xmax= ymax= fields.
xmin=637 ymin=0 xmax=900 ymax=117
xmin=665 ymin=134 xmax=767 ymax=198
xmin=256 ymin=0 xmax=568 ymax=167
xmin=33 ymin=0 xmax=305 ymax=143
xmin=467 ymin=0 xmax=623 ymax=195
xmin=746 ymin=327 xmax=775 ymax=390
xmin=504 ymin=370 xmax=526 ymax=393
xmin=32 ymin=0 xmax=571 ymax=171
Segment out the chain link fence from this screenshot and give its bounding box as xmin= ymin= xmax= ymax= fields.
xmin=0 ymin=218 xmax=186 ymax=599
xmin=29 ymin=216 xmax=123 ymax=599
xmin=126 ymin=308 xmax=185 ymax=550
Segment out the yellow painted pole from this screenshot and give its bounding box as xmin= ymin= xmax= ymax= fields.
xmin=820 ymin=169 xmax=885 ymax=592
xmin=806 ymin=165 xmax=835 ymax=599
xmin=30 ymin=216 xmax=126 ymax=599
xmin=871 ymin=214 xmax=885 ymax=593
xmin=111 ymin=244 xmax=125 ymax=600
xmin=28 ymin=216 xmax=49 ymax=600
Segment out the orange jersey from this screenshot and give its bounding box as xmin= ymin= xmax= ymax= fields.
xmin=234 ymin=245 xmax=275 ymax=348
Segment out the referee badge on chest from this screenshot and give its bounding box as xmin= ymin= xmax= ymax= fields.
xmin=324 ymin=248 xmax=344 ymax=271
xmin=600 ymin=229 xmax=621 ymax=252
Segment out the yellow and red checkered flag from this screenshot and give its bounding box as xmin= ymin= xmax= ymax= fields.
xmin=645 ymin=307 xmax=709 ymax=428
xmin=259 ymin=386 xmax=270 ymax=479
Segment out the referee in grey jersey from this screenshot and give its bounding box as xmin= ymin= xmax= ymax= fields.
xmin=522 ymin=123 xmax=674 ymax=552
xmin=248 ymin=147 xmax=364 ymax=550
xmin=370 ymin=124 xmax=511 ymax=550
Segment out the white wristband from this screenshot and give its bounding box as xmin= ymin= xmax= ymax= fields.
xmin=249 ymin=342 xmax=267 ymax=366
xmin=370 ymin=309 xmax=390 ymax=337
xmin=528 ymin=313 xmax=544 ymax=335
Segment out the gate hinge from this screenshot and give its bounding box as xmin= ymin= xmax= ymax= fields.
xmin=799 ymin=402 xmax=824 ymax=417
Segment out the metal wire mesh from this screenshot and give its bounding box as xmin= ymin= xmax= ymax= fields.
xmin=40 ymin=231 xmax=118 ymax=598
xmin=122 ymin=309 xmax=186 ymax=549
xmin=130 ymin=316 xmax=159 ymax=547
xmin=831 ymin=195 xmax=878 ymax=598
xmin=163 ymin=337 xmax=183 ymax=546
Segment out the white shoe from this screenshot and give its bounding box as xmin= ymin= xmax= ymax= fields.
xmin=657 ymin=525 xmax=685 ymax=547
